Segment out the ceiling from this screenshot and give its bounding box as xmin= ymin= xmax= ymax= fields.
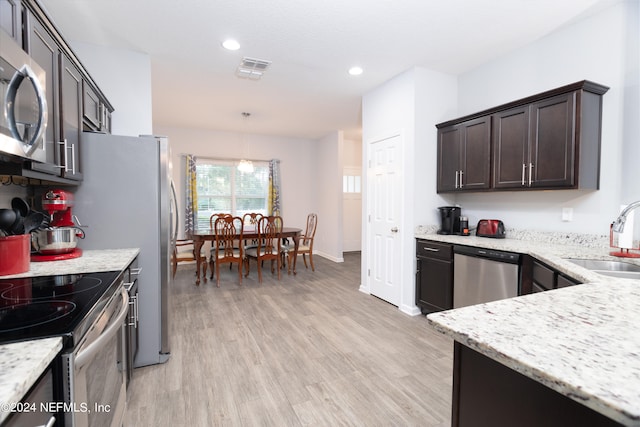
xmin=39 ymin=0 xmax=614 ymax=141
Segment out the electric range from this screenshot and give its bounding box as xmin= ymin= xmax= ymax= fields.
xmin=0 ymin=271 xmax=123 ymax=349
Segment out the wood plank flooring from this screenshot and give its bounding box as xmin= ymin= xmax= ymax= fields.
xmin=124 ymin=253 xmax=453 ymax=426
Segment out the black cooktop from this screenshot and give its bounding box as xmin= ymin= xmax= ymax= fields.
xmin=0 ymin=271 xmax=122 ymax=348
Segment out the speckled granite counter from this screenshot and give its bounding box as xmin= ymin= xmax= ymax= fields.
xmin=0 ymin=337 xmax=62 ymax=424
xmin=0 ymin=248 xmax=140 ymax=279
xmin=419 ymin=229 xmax=640 ymax=426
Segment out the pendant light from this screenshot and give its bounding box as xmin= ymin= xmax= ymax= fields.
xmin=237 ymin=112 xmax=254 ymax=173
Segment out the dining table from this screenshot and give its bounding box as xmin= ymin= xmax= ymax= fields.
xmin=189 ymin=226 xmax=302 ymax=285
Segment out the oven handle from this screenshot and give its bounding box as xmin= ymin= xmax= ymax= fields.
xmin=75 ymin=289 xmax=128 ymax=368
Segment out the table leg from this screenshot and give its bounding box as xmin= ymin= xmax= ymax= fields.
xmin=194 ymin=237 xmax=204 ymax=285
xmin=290 ymin=234 xmax=300 ymax=275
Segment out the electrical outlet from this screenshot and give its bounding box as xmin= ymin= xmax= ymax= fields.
xmin=562 ymin=207 xmax=573 ymax=222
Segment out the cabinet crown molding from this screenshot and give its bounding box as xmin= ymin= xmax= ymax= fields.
xmin=436 ymin=80 xmax=609 ymax=129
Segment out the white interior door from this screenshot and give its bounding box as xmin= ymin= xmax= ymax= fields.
xmin=367 ymin=135 xmax=402 ymax=306
xmin=343 ymin=167 xmax=362 ymax=252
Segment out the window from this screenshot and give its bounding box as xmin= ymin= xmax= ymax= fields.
xmin=195 ymin=159 xmax=269 ymax=228
xmin=343 ymin=174 xmax=361 ymax=193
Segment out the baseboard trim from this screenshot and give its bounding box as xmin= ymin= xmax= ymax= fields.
xmin=400 ymin=304 xmax=421 ymax=316
xmin=316 ymin=251 xmax=344 ymax=263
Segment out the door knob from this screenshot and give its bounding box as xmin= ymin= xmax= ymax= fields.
xmin=391 ymin=227 xmax=398 ymax=233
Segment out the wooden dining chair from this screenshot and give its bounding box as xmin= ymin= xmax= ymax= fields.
xmin=172 ymin=239 xmax=207 ymax=279
xmin=209 ymin=213 xmax=232 ymax=229
xmin=211 ymin=216 xmax=244 ymax=287
xmin=283 ymin=213 xmax=318 ymax=272
xmin=208 ymin=213 xmax=232 ymax=278
xmin=244 ymin=215 xmax=283 ymax=283
xmin=242 ymin=212 xmax=263 ymax=251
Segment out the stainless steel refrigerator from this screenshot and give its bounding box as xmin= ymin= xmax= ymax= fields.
xmin=73 ymin=132 xmax=176 ymax=367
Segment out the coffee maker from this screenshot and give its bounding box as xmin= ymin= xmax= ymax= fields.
xmin=437 ymin=206 xmax=461 ymax=235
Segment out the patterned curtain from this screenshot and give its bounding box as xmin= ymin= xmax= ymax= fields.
xmin=268 ymin=159 xmax=281 ymax=216
xmin=185 ymin=154 xmax=198 ymax=234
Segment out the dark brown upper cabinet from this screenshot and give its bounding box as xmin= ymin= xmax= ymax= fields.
xmin=0 ymin=0 xmax=23 ymax=45
xmin=26 ymin=11 xmax=64 ymax=177
xmin=437 ymin=116 xmax=491 ymax=192
xmin=60 ymin=54 xmax=83 ymax=180
xmin=495 ymin=91 xmax=583 ymax=189
xmin=436 ymin=80 xmax=608 ymax=193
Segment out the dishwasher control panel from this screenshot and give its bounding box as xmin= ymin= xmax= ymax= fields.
xmin=454 ymin=245 xmax=520 ymax=264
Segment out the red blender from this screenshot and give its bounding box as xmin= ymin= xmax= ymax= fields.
xmin=31 ymin=189 xmax=85 ymax=261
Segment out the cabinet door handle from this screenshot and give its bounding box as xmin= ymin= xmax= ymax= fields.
xmin=528 ymin=162 xmax=534 ymax=186
xmin=521 ymin=163 xmax=526 ymax=186
xmin=423 ymin=247 xmax=440 ymax=252
xmin=128 ymin=297 xmax=136 ymax=327
xmin=454 ymin=170 xmax=459 ymax=189
xmin=135 ymin=294 xmax=139 ymax=326
xmin=391 ymin=227 xmax=398 ymax=233
xmin=459 ymin=170 xmax=464 ymax=188
xmin=58 ymin=139 xmax=70 ymax=173
xmin=70 ymin=143 xmax=76 ymax=175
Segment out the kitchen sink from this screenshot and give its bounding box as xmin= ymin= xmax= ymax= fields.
xmin=565 ymin=258 xmax=640 ymax=279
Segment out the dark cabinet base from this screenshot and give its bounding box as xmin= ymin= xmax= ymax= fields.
xmin=416 ymin=240 xmax=453 ymax=313
xmin=452 ymin=343 xmax=622 ymax=427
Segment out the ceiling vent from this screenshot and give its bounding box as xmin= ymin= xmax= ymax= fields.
xmin=236 ymin=57 xmax=272 ymax=80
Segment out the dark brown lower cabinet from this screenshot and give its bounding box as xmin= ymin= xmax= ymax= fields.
xmin=452 ymin=343 xmax=622 ymax=427
xmin=416 ymin=240 xmax=453 ymax=314
xmin=520 ymin=255 xmax=581 ymax=294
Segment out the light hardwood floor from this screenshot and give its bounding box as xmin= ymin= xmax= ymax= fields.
xmin=125 ymin=253 xmax=453 ymax=426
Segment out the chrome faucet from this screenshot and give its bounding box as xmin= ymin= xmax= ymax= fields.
xmin=612 ymin=200 xmax=640 ymax=232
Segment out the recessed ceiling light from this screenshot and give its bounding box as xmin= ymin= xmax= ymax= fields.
xmin=222 ymin=39 xmax=240 ymax=51
xmin=348 ymin=66 xmax=363 ymax=76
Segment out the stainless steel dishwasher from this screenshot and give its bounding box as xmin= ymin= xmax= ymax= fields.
xmin=453 ymin=245 xmax=521 ymax=309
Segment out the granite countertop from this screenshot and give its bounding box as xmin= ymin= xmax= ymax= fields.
xmin=419 ymin=229 xmax=640 ymax=426
xmin=0 ymin=248 xmax=140 ymax=279
xmin=0 ymin=337 xmax=63 ymax=424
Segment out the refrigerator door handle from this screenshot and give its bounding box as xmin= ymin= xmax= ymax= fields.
xmin=170 ymin=179 xmax=179 ymax=246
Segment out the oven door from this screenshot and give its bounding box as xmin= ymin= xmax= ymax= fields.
xmin=0 ymin=31 xmax=47 ymax=162
xmin=62 ymin=288 xmax=128 ymax=427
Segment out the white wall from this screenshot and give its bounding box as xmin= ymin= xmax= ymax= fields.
xmin=413 ymin=67 xmax=459 ymax=227
xmin=450 ymin=0 xmax=639 ymax=234
xmin=315 ymin=131 xmax=344 ymax=262
xmin=620 ymin=0 xmax=640 ymax=202
xmin=70 ymin=42 xmax=153 ymax=136
xmin=343 ymin=138 xmax=362 ymax=167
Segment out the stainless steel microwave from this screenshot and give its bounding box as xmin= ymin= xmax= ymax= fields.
xmin=0 ymin=30 xmax=48 ymax=163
